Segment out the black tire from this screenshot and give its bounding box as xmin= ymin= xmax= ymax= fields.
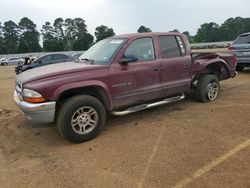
xmin=56 ymin=95 xmax=106 ymax=143
xmin=236 ymin=65 xmax=244 ymax=71
xmin=195 ymin=74 xmax=220 ymax=103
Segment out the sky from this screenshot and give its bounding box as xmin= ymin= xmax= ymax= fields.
xmin=0 ymin=0 xmax=249 ymax=37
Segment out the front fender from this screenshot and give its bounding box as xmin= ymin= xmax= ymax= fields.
xmin=52 ymin=80 xmax=113 ymax=109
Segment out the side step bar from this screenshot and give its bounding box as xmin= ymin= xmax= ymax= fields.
xmin=111 ymin=94 xmax=185 ymax=116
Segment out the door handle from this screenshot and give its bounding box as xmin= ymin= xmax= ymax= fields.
xmin=184 ymin=62 xmax=191 ymax=68
xmin=153 ymin=68 xmax=160 ymax=72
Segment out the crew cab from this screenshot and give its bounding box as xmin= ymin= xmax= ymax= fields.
xmin=14 ymin=32 xmax=237 ymax=143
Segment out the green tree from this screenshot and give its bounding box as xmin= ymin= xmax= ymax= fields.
xmin=0 ymin=22 xmax=4 ymax=54
xmin=71 ymin=33 xmax=93 ymax=50
xmin=137 ymin=25 xmax=152 ymax=33
xmin=71 ymin=18 xmax=94 ymax=50
xmin=49 ymin=18 xmax=93 ymax=51
xmin=219 ymin=17 xmax=247 ymax=41
xmin=182 ymin=31 xmax=194 ymax=43
xmin=194 ymin=22 xmax=220 ymax=42
xmin=94 ymin=25 xmax=115 ymax=42
xmin=170 ymin=29 xmax=180 ymax=33
xmin=64 ymin=18 xmax=76 ymax=50
xmin=18 ymin=17 xmax=41 ymax=53
xmin=244 ymin=18 xmax=250 ymax=32
xmin=41 ymin=21 xmax=64 ymax=51
xmin=53 ymin=18 xmax=67 ymax=50
xmin=2 ymin=20 xmax=19 ymax=54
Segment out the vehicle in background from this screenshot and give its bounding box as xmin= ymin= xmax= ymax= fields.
xmin=14 ymin=32 xmax=237 ymax=143
xmin=1 ymin=57 xmax=24 ymax=66
xmin=0 ymin=58 xmax=7 ymax=65
xmin=15 ymin=53 xmax=75 ymax=74
xmin=229 ymin=32 xmax=250 ymax=71
xmin=71 ymin=52 xmax=84 ymax=59
xmin=0 ymin=57 xmax=6 ymax=62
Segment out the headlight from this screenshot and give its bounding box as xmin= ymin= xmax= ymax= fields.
xmin=23 ymin=89 xmax=46 ymax=103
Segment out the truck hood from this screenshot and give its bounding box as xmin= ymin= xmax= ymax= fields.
xmin=16 ymin=61 xmax=109 ymax=84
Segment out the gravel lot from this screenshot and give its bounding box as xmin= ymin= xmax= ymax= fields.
xmin=0 ymin=66 xmax=250 ymax=188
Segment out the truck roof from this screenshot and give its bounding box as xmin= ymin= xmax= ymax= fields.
xmin=113 ymin=32 xmax=182 ymax=39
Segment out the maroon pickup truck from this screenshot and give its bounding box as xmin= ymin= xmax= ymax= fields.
xmin=14 ymin=32 xmax=237 ymax=143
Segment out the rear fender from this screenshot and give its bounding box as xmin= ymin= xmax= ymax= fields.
xmin=192 ymin=58 xmax=231 ymax=82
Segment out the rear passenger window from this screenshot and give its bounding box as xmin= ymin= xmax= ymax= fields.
xmin=158 ymin=35 xmax=181 ymax=58
xmin=124 ymin=38 xmax=155 ymax=62
xmin=176 ymin=36 xmax=186 ymax=55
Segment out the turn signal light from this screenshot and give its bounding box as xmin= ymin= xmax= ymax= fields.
xmin=23 ymin=97 xmax=46 ymax=103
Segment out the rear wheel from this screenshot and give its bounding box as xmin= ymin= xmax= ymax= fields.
xmin=56 ymin=95 xmax=106 ymax=143
xmin=195 ymin=74 xmax=220 ymax=103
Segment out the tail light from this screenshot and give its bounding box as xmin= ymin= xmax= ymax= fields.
xmin=228 ymin=46 xmax=235 ymax=50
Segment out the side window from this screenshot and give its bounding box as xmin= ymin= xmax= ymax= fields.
xmin=176 ymin=36 xmax=186 ymax=55
xmin=53 ymin=54 xmax=67 ymax=61
xmin=158 ymin=35 xmax=181 ymax=58
xmin=124 ymin=38 xmax=155 ymax=62
xmin=41 ymin=55 xmax=52 ymax=63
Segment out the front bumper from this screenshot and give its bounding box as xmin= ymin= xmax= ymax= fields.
xmin=14 ymin=91 xmax=56 ymax=123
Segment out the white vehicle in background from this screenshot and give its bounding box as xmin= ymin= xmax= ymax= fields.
xmin=0 ymin=57 xmax=24 ymax=66
xmin=0 ymin=58 xmax=7 ymax=64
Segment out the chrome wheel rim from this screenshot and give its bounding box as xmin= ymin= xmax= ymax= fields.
xmin=206 ymin=82 xmax=219 ymax=101
xmin=71 ymin=106 xmax=98 ymax=135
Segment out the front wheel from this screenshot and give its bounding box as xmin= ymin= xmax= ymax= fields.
xmin=56 ymin=95 xmax=106 ymax=143
xmin=195 ymin=74 xmax=220 ymax=103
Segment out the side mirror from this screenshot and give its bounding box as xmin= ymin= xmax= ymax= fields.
xmin=38 ymin=60 xmax=42 ymax=64
xmin=119 ymin=55 xmax=137 ymax=65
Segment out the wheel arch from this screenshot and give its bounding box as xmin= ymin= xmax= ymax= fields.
xmin=192 ymin=60 xmax=231 ymax=83
xmin=55 ymin=85 xmax=112 ymax=111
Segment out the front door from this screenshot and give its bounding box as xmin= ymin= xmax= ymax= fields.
xmin=109 ymin=37 xmax=161 ymax=109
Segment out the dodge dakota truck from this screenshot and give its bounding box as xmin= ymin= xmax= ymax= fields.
xmin=14 ymin=32 xmax=237 ymax=143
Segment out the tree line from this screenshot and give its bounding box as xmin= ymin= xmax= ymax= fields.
xmin=0 ymin=16 xmax=249 ymax=54
xmin=0 ymin=17 xmax=115 ymax=54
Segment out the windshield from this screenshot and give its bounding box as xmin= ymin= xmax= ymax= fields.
xmin=234 ymin=34 xmax=250 ymax=44
xmin=79 ymin=39 xmax=126 ymax=64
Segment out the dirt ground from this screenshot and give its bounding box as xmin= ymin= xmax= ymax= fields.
xmin=0 ymin=66 xmax=250 ymax=188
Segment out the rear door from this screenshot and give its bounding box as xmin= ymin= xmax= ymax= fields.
xmin=109 ymin=37 xmax=161 ymax=108
xmin=157 ymin=35 xmax=192 ymax=97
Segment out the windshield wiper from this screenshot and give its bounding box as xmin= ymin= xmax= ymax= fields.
xmin=80 ymin=58 xmax=95 ymax=64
